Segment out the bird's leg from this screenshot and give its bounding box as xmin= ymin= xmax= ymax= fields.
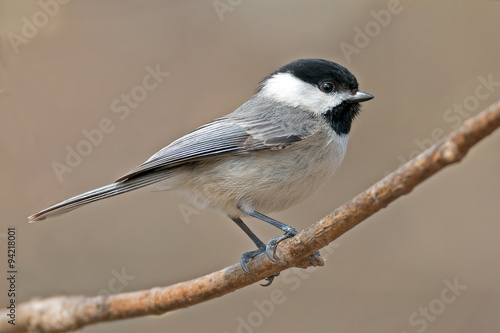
xmin=230 ymin=217 xmax=279 ymax=286
xmin=247 ymin=211 xmax=298 ymax=262
xmin=230 ymin=217 xmax=265 ymax=273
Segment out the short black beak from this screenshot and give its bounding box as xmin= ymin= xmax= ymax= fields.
xmin=347 ymin=90 xmax=374 ymax=103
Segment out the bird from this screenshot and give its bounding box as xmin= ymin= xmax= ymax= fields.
xmin=29 ymin=58 xmax=373 ymax=285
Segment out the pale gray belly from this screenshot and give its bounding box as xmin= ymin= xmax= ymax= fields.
xmin=171 ymin=132 xmax=347 ymax=217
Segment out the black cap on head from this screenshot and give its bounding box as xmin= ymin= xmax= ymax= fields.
xmin=263 ymin=58 xmax=359 ymax=91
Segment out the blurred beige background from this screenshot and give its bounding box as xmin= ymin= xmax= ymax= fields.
xmin=1 ymin=1 xmax=500 ymax=332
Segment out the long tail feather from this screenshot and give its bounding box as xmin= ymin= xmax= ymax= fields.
xmin=28 ymin=171 xmax=171 ymax=222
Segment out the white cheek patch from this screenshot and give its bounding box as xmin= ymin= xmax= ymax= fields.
xmin=260 ymin=72 xmax=349 ymax=114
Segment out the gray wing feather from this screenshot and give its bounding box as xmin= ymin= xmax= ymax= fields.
xmin=115 ymin=118 xmax=249 ymax=181
xmin=117 ymin=98 xmax=318 ymax=181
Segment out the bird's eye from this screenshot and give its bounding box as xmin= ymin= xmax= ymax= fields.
xmin=319 ymin=82 xmax=335 ymax=93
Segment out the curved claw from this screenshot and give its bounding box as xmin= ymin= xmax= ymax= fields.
xmin=265 ymin=229 xmax=298 ymax=261
xmin=240 ymin=249 xmax=281 ymax=287
xmin=240 ymin=248 xmax=267 ymax=274
xmin=240 ymin=257 xmax=252 ymax=274
xmin=260 ymin=272 xmax=280 ymax=287
xmin=265 ymin=245 xmax=278 ymax=262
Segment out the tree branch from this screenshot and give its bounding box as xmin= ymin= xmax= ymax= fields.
xmin=3 ymin=99 xmax=500 ymax=333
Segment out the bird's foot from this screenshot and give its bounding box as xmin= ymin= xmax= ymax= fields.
xmin=240 ymin=248 xmax=265 ymax=274
xmin=240 ymin=247 xmax=281 ymax=287
xmin=265 ymin=227 xmax=298 ymax=262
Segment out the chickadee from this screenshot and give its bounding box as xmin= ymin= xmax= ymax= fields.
xmin=29 ymin=59 xmax=373 ymax=285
